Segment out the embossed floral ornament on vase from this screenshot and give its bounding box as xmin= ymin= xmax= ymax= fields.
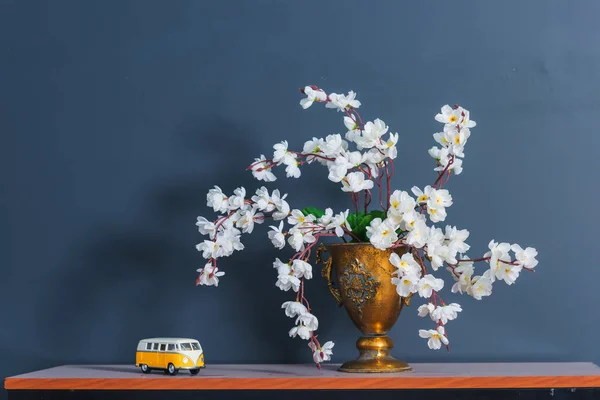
xmin=194 ymin=85 xmax=539 ymax=370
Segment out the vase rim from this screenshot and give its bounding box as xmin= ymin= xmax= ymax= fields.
xmin=326 ymin=242 xmax=408 ymax=249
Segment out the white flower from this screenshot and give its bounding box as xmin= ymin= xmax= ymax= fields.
xmin=303 ymin=137 xmax=327 ymax=164
xmin=327 ymin=210 xmax=352 ymax=237
xmin=411 ymin=185 xmax=433 ymax=204
xmin=289 ymin=313 xmax=319 ymax=340
xmin=196 ymin=263 xmax=225 ymax=287
xmin=273 ymin=140 xmax=296 ymax=165
xmin=236 ymin=207 xmax=264 ymax=234
xmin=427 ymin=205 xmax=447 ymax=223
xmin=321 ymin=134 xmax=347 ymax=157
xmin=251 ymin=187 xmax=274 ymax=212
xmin=274 ymin=258 xmax=301 ymax=292
xmin=288 ymin=325 xmax=312 ymax=340
xmin=296 ymin=312 xmax=319 ymax=331
xmin=442 ymin=156 xmax=463 ymax=175
xmin=431 ymin=303 xmax=462 ymax=324
xmin=327 ymin=156 xmax=350 ymax=183
xmin=228 ymin=187 xmax=246 ymax=210
xmin=485 ymin=240 xmax=520 ymax=284
xmin=443 ymin=126 xmax=470 ymax=157
xmin=292 ymin=259 xmax=313 ymax=279
xmin=450 ymin=259 xmax=474 ymax=294
xmin=419 ymin=326 xmax=449 ymax=350
xmin=251 ymin=155 xmax=277 ymax=182
xmin=268 ymin=221 xmax=286 ymax=249
xmin=497 ymin=262 xmax=522 ymax=285
xmin=271 ymin=190 xmax=290 ymax=220
xmin=341 ymin=171 xmax=374 ymax=193
xmin=196 ymin=240 xmax=221 ymax=259
xmin=511 ymin=244 xmax=539 ymax=269
xmin=281 ymin=301 xmax=307 ymax=318
xmin=406 ymin=219 xmax=429 ymax=248
xmin=276 ymin=273 xmax=301 ymax=292
xmin=366 ymin=218 xmax=399 ymax=250
xmin=287 ymin=229 xmax=305 ymax=252
xmin=309 ymin=341 xmax=334 ymax=363
xmin=426 ymin=188 xmax=452 ymax=223
xmin=344 ymin=116 xmax=358 ymax=131
xmin=400 ymin=210 xmax=424 ymax=232
xmin=425 ymin=226 xmax=448 ymax=270
xmin=427 ymin=188 xmax=452 ymax=209
xmin=284 ymin=158 xmax=301 ymax=178
xmin=435 ymin=105 xmax=476 ymax=128
xmin=300 ymin=86 xmax=327 ymax=109
xmin=326 ymin=91 xmax=361 ymax=112
xmin=365 ymin=147 xmax=385 ymax=165
xmin=216 ymin=227 xmax=244 ymax=254
xmin=354 ymin=119 xmax=388 ymax=149
xmin=207 ymin=186 xmax=229 ymax=213
xmin=467 ymin=273 xmax=493 ymax=300
xmin=196 ymin=216 xmax=216 ymax=239
xmin=378 ymin=132 xmax=398 ymax=159
xmin=287 ymin=227 xmax=316 ymax=252
xmin=273 ymin=258 xmax=291 ymax=275
xmin=418 ymin=303 xmax=435 ymax=317
xmin=390 ymin=252 xmax=422 ymax=277
xmin=388 ymin=191 xmax=417 ymax=226
xmin=318 ymin=208 xmax=334 ymax=226
xmin=288 ymin=209 xmax=315 ymax=226
xmin=432 ymin=148 xmax=464 ymax=175
xmin=327 ymin=150 xmax=366 ymax=183
xmin=417 ymin=274 xmax=444 ymax=298
xmin=345 ymin=129 xmax=361 ymax=143
xmin=433 ymin=131 xmax=450 ymax=148
xmin=429 ymin=146 xmax=449 ymax=163
xmin=391 ymin=274 xmax=419 ymax=297
xmin=445 ymin=226 xmax=470 ymax=255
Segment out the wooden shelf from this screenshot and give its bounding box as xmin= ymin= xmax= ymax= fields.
xmin=5 ymin=362 xmax=600 ymax=390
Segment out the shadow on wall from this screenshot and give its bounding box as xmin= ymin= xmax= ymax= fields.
xmin=31 ymin=113 xmax=341 ymax=365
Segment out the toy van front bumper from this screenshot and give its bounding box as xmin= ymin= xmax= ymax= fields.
xmin=178 ymin=365 xmax=206 ymax=370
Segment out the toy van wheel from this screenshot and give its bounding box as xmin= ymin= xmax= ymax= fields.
xmin=140 ymin=364 xmax=151 ymax=374
xmin=167 ymin=363 xmax=178 ymax=376
xmin=190 ymin=368 xmax=200 ymax=375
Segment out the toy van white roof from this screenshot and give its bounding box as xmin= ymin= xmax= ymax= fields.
xmin=138 ymin=338 xmax=200 ymax=343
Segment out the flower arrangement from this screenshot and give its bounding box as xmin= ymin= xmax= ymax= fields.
xmin=195 ymin=85 xmax=539 ymax=368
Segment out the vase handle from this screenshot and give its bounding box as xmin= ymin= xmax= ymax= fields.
xmin=316 ymin=244 xmax=343 ymax=307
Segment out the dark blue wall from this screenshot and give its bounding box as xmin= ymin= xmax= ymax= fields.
xmin=2 ymin=0 xmax=600 ymax=396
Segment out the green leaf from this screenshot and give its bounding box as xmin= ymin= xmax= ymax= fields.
xmin=347 ymin=213 xmax=358 ymax=229
xmin=369 ymin=210 xmax=386 ymax=220
xmin=352 ymin=214 xmax=375 ymax=242
xmin=301 ymin=207 xmax=325 ymax=219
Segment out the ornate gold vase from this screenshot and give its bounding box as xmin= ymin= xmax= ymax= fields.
xmin=316 ymin=242 xmax=412 ymax=373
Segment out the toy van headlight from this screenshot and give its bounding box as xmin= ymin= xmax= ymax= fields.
xmin=183 ymin=357 xmax=189 ymax=364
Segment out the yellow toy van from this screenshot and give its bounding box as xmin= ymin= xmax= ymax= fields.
xmin=135 ymin=337 xmax=205 ymax=375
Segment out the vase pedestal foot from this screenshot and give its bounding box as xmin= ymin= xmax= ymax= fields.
xmin=339 ymin=335 xmax=412 ymax=373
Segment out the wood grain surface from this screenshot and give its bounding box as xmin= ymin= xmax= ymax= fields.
xmin=5 ymin=363 xmax=600 ymax=390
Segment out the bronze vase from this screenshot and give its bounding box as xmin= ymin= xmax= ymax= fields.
xmin=316 ymin=242 xmax=412 ymax=373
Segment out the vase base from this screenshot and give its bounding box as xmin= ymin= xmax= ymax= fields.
xmin=338 ymin=335 xmax=412 ymax=373
xmin=339 ymin=357 xmax=412 ymax=373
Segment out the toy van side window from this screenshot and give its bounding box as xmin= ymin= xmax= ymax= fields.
xmin=145 ymin=343 xmax=152 ymax=351
xmin=160 ymin=344 xmax=166 ymax=351
xmin=152 ymin=343 xmax=159 ymax=351
xmin=180 ymin=343 xmax=192 ymax=351
xmin=167 ymin=344 xmax=175 ymax=351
